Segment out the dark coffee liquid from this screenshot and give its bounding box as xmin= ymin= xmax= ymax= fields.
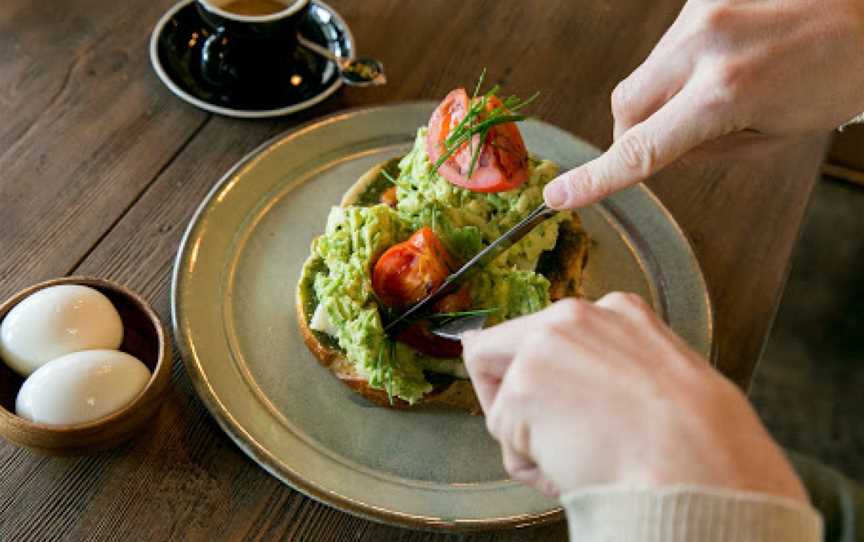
xmin=221 ymin=0 xmax=289 ymax=16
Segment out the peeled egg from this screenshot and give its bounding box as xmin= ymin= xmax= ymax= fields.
xmin=0 ymin=285 xmax=123 ymax=376
xmin=15 ymin=349 xmax=151 ymax=426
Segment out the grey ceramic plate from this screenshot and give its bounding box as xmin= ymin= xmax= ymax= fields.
xmin=171 ymin=103 xmax=714 ymax=531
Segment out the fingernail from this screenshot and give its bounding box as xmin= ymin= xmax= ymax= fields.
xmin=543 ymin=180 xmax=567 ymax=208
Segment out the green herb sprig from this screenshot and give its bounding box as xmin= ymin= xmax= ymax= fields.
xmin=380 ymin=169 xmax=397 ymax=185
xmin=427 ymin=307 xmax=499 ymax=320
xmin=434 ymin=70 xmax=539 ymax=180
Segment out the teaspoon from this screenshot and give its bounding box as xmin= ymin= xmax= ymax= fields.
xmin=296 ymin=34 xmax=386 ymax=87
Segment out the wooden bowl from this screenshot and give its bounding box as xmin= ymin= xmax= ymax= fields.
xmin=0 ymin=276 xmax=171 ymax=454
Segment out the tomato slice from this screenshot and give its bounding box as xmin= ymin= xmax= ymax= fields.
xmin=396 ymin=320 xmax=463 ymax=358
xmin=432 ymin=284 xmax=472 ymax=314
xmin=372 ymin=227 xmax=452 ymax=309
xmin=426 ymin=88 xmax=470 ymax=187
xmin=426 ymin=89 xmax=529 ymax=193
xmin=396 ymin=286 xmax=472 ymax=358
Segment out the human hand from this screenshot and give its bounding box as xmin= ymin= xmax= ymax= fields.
xmin=462 ymin=293 xmax=808 ymax=503
xmin=544 ymin=0 xmax=864 ymax=209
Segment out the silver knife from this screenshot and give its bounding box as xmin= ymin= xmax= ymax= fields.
xmin=384 ymin=202 xmax=558 ymax=336
xmin=427 ymin=313 xmax=490 ymax=340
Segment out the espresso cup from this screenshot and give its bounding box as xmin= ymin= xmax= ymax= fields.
xmin=195 ymin=0 xmax=319 ymax=106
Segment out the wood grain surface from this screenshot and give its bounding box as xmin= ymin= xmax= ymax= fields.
xmin=0 ymin=0 xmax=827 ymax=540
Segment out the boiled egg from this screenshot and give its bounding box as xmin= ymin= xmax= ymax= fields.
xmin=0 ymin=285 xmax=123 ymax=376
xmin=309 ymin=301 xmax=338 ymax=337
xmin=15 ymin=349 xmax=150 ymax=425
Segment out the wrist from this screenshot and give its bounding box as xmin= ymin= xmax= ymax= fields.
xmin=637 ymin=375 xmax=810 ymax=504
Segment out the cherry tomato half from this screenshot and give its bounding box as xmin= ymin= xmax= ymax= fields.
xmin=396 ymin=320 xmax=463 ymax=358
xmin=397 ymin=286 xmax=473 ymax=358
xmin=372 ymin=227 xmax=453 ymax=309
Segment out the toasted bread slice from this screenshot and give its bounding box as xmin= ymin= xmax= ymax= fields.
xmin=296 ymin=158 xmax=589 ymax=414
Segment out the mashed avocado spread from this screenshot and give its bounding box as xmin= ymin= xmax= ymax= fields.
xmin=308 ymin=128 xmax=568 ymax=403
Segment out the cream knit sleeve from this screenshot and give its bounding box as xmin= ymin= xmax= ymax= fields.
xmin=561 ymin=485 xmax=823 ymax=542
xmin=840 ymin=112 xmax=864 ymax=130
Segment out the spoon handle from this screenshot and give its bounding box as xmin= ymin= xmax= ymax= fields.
xmin=296 ymin=33 xmax=344 ymax=65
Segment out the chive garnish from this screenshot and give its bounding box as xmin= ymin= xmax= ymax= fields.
xmin=427 ymin=307 xmax=499 ymax=320
xmin=380 ymin=169 xmax=396 ymax=184
xmin=433 ymin=72 xmax=538 ymax=181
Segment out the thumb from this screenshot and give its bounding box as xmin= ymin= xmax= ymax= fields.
xmin=544 ymin=89 xmax=722 ymax=209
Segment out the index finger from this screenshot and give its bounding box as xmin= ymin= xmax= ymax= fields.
xmin=462 ymin=314 xmax=539 ymax=412
xmin=543 ymin=86 xmax=724 ymax=209
xmin=462 ymin=301 xmax=581 ymax=411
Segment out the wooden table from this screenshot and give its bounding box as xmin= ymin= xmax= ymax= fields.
xmin=0 ymin=0 xmax=827 ymax=540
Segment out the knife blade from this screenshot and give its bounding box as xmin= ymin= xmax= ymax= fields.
xmin=384 ymin=202 xmax=558 ymax=336
xmin=428 ymin=313 xmax=489 ymax=340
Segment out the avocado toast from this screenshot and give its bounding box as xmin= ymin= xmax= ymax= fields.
xmin=296 ymin=86 xmax=590 ymax=413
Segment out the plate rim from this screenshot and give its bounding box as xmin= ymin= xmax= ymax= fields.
xmin=149 ymin=0 xmax=349 ymax=119
xmin=170 ymin=102 xmax=714 ymax=531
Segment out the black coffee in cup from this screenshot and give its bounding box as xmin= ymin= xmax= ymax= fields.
xmin=195 ymin=0 xmax=323 ymax=108
xmin=222 ymin=0 xmax=290 ymax=16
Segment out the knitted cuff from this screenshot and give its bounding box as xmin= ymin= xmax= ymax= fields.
xmin=561 ymin=485 xmax=823 ymax=542
xmin=839 ymin=111 xmax=864 ymax=131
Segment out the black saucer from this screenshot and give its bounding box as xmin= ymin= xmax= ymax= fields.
xmin=149 ymin=0 xmax=353 ymax=118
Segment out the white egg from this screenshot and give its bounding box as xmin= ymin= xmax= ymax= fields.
xmin=15 ymin=349 xmax=151 ymax=426
xmin=0 ymin=284 xmax=124 ymax=376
